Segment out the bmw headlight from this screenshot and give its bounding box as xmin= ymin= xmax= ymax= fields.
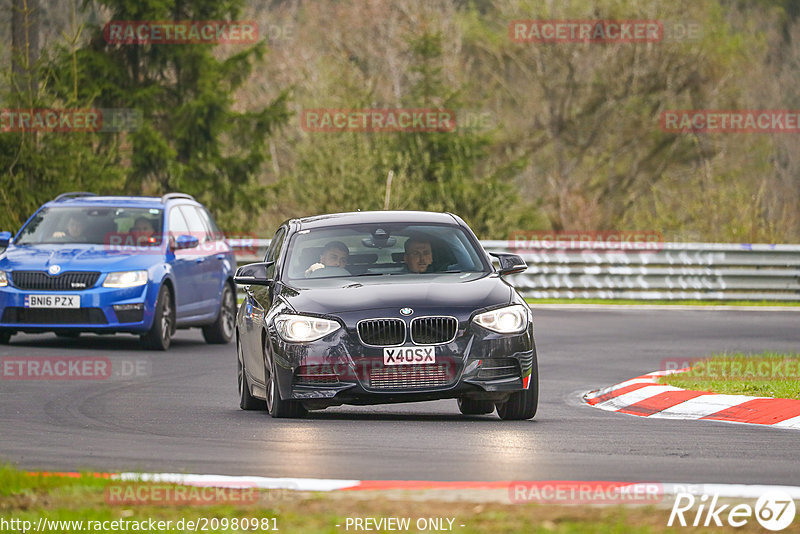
xmin=473 ymin=304 xmax=529 ymax=334
xmin=0 ymin=271 xmax=7 ymax=287
xmin=103 ymin=270 xmax=148 ymax=288
xmin=274 ymin=314 xmax=341 ymax=343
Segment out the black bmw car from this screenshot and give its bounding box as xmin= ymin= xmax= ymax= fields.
xmin=234 ymin=211 xmax=537 ymax=419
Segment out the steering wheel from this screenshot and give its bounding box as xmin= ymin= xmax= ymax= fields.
xmin=306 ymin=266 xmax=351 ymax=278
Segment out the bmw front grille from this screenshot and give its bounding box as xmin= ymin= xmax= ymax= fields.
xmin=357 ymin=318 xmax=405 ymax=346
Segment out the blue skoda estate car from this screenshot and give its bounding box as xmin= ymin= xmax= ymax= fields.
xmin=0 ymin=192 xmax=237 ymax=350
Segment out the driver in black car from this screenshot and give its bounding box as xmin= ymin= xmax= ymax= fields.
xmin=403 ymin=236 xmax=434 ymax=273
xmin=305 ymin=241 xmax=350 ymax=277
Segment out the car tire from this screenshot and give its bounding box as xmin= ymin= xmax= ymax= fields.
xmin=238 ymin=338 xmax=266 ymax=410
xmin=496 ymin=351 xmax=539 ymax=421
xmin=202 ymin=283 xmax=236 ymax=344
xmin=0 ymin=329 xmax=12 ymax=345
xmin=140 ymin=285 xmax=174 ymax=351
xmin=457 ymin=398 xmax=495 ymax=415
xmin=264 ymin=340 xmax=307 ymax=419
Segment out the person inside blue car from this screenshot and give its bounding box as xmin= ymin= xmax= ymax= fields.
xmin=131 ymin=217 xmax=156 ymax=246
xmin=52 ymin=213 xmax=88 ymax=241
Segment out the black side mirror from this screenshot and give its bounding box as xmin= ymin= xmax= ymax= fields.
xmin=234 ymin=261 xmax=275 ymax=286
xmin=0 ymin=231 xmax=11 ymax=248
xmin=490 ymin=252 xmax=527 ymax=276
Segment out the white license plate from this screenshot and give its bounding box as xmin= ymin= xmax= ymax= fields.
xmin=24 ymin=294 xmax=80 ymax=308
xmin=383 ymin=346 xmax=435 ymax=366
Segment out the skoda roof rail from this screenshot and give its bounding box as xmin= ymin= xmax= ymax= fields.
xmin=161 ymin=193 xmax=196 ymax=203
xmin=53 ymin=192 xmax=97 ymax=202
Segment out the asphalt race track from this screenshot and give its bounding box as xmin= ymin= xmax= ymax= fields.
xmin=1 ymin=308 xmax=799 ymax=484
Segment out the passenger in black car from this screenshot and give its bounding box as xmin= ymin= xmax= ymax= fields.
xmin=305 ymin=241 xmax=350 ymax=277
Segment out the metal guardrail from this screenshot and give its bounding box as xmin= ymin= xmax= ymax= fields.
xmin=230 ymin=239 xmax=800 ymax=301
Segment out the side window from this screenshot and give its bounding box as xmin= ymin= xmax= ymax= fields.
xmin=196 ymin=207 xmax=224 ymax=241
xmin=179 ymin=205 xmax=210 ymax=243
xmin=266 ymin=228 xmax=285 ymax=264
xmin=265 ymin=228 xmax=286 ymax=278
xmin=168 ymin=207 xmax=190 ymax=236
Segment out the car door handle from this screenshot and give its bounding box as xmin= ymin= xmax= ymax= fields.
xmin=195 ymin=257 xmax=205 ymax=263
xmin=216 ymin=254 xmax=225 ymax=260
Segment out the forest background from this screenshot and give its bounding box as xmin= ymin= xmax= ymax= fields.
xmin=2 ymin=0 xmax=798 ymax=242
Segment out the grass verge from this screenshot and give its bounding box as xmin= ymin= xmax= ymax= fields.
xmin=0 ymin=464 xmax=784 ymax=533
xmin=658 ymin=352 xmax=800 ymax=399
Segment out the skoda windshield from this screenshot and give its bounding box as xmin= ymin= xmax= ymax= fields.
xmin=14 ymin=207 xmax=164 ymax=246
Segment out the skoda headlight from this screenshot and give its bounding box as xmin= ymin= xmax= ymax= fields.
xmin=274 ymin=314 xmax=341 ymax=343
xmin=0 ymin=271 xmax=7 ymax=287
xmin=103 ymin=270 xmax=148 ymax=288
xmin=473 ymin=304 xmax=529 ymax=334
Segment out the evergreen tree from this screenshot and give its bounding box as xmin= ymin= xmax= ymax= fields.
xmin=1 ymin=0 xmax=288 ymax=232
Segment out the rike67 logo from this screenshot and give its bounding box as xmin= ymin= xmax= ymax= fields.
xmin=668 ymin=490 xmax=796 ymax=531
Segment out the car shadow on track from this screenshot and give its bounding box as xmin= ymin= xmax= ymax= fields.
xmin=292 ymin=411 xmax=538 ymax=424
xmin=5 ymin=333 xmax=208 ymax=351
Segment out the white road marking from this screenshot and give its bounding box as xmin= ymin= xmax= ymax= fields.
xmin=648 ymin=394 xmax=764 ymax=420
xmin=594 ymin=385 xmax=683 ymax=411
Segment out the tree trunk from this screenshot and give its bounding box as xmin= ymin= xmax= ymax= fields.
xmin=11 ymin=0 xmax=40 ymax=96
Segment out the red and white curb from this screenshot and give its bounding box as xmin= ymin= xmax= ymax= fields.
xmin=116 ymin=472 xmax=358 ymax=491
xmin=584 ymin=369 xmax=800 ymax=429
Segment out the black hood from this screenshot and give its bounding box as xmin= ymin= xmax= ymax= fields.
xmin=280 ymin=273 xmax=513 ymax=316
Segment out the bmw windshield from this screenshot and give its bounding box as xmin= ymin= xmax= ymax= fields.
xmin=14 ymin=207 xmax=163 ymax=246
xmin=285 ymin=223 xmax=491 ymax=280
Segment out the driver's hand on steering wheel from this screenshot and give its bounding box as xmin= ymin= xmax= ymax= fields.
xmin=305 ymin=263 xmax=325 ymax=277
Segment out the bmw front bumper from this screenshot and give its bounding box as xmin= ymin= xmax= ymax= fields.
xmin=270 ymin=321 xmax=537 ymax=410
